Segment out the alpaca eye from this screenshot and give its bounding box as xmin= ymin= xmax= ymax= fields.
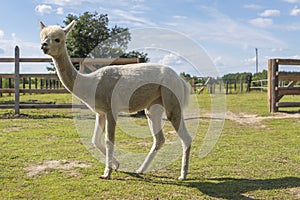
xmin=55 ymin=38 xmax=60 ymax=43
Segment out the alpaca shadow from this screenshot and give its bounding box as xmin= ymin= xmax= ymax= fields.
xmin=124 ymin=173 xmax=300 ymax=199
xmin=187 ymin=177 xmax=300 ymax=199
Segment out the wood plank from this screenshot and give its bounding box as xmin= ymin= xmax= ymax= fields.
xmin=19 ymin=89 xmax=69 ymax=94
xmin=0 ymin=74 xmax=15 ymax=78
xmin=278 ymin=87 xmax=300 ymax=96
xmin=0 ymin=89 xmax=14 ymax=93
xmin=0 ymin=58 xmax=15 ymax=62
xmin=0 ymin=74 xmax=59 ymax=79
xmin=19 ymin=58 xmax=52 ymax=62
xmin=276 ymin=58 xmax=300 ymax=65
xmin=14 ymin=46 xmax=20 ymax=115
xmin=268 ymin=59 xmax=279 ymax=113
xmin=20 ymin=74 xmax=59 ymax=79
xmin=0 ymin=104 xmax=87 ymax=109
xmin=19 ymin=104 xmax=86 ymax=109
xmin=0 ymin=104 xmax=15 ymax=109
xmin=276 ymin=102 xmax=300 ymax=107
xmin=0 ymin=57 xmax=143 ymax=64
xmin=278 ymin=72 xmax=300 ymax=81
xmin=0 ymin=89 xmax=68 ymax=94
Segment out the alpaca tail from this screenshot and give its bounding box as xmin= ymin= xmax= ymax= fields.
xmin=181 ymin=78 xmax=190 ymax=109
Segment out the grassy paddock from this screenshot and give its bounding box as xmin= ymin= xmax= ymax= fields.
xmin=0 ymin=92 xmax=299 ymax=199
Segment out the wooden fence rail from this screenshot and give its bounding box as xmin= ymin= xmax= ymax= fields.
xmin=191 ymin=78 xmax=255 ymax=94
xmin=0 ymin=46 xmax=143 ymax=114
xmin=268 ymin=58 xmax=300 ymax=113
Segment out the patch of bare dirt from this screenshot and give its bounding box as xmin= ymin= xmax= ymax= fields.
xmin=204 ymin=111 xmax=300 ymax=129
xmin=2 ymin=125 xmax=22 ymax=133
xmin=290 ymin=187 xmax=300 ymax=199
xmin=225 ymin=111 xmax=300 ymax=125
xmin=25 ymin=160 xmax=91 ymax=177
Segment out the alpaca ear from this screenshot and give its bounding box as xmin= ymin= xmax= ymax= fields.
xmin=63 ymin=20 xmax=76 ymax=35
xmin=39 ymin=21 xmax=46 ymax=29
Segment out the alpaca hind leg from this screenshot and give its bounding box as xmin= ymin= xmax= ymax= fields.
xmin=136 ymin=101 xmax=165 ymax=174
xmin=161 ymin=86 xmax=192 ymax=180
xmin=92 ymin=113 xmax=119 ymax=170
xmin=168 ymin=111 xmax=192 ymax=180
xmin=100 ymin=111 xmax=117 ymax=179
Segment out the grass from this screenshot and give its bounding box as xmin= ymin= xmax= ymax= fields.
xmin=0 ymin=92 xmax=299 ymax=199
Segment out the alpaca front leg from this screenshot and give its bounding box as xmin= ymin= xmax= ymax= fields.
xmin=100 ymin=111 xmax=117 ymax=179
xmin=92 ymin=113 xmax=119 ymax=171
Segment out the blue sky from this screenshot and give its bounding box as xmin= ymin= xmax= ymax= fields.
xmin=1 ymin=0 xmax=300 ymax=75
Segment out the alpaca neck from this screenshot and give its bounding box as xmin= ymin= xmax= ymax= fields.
xmin=52 ymin=50 xmax=79 ymax=93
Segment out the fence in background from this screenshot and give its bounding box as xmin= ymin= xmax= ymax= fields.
xmin=268 ymin=58 xmax=300 ymax=113
xmin=0 ymin=46 xmax=144 ymax=114
xmin=191 ymin=77 xmax=264 ymax=94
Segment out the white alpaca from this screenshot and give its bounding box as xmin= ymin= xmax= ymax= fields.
xmin=39 ymin=20 xmax=192 ymax=180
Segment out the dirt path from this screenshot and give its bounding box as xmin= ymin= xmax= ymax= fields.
xmin=225 ymin=111 xmax=300 ymax=125
xmin=25 ymin=160 xmax=91 ymax=177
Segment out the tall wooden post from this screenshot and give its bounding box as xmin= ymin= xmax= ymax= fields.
xmin=268 ymin=59 xmax=279 ymax=113
xmin=14 ymin=46 xmax=20 ymax=115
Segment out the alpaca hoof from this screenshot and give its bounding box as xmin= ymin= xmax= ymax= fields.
xmin=135 ymin=171 xmax=143 ymax=175
xmin=178 ymin=176 xmax=186 ymax=181
xmin=100 ymin=167 xmax=112 ymax=179
xmin=100 ymin=175 xmax=110 ymax=179
xmin=135 ymin=168 xmax=144 ymax=175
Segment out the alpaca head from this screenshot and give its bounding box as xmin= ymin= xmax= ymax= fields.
xmin=39 ymin=20 xmax=76 ymax=57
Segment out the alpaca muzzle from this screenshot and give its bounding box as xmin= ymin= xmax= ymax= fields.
xmin=41 ymin=43 xmax=49 ymax=54
xmin=41 ymin=39 xmax=50 ymax=54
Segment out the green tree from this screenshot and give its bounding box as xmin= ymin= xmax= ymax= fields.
xmin=222 ymin=72 xmax=252 ymax=83
xmin=48 ymin=12 xmax=149 ymax=72
xmin=64 ymin=12 xmax=131 ymax=60
xmin=120 ymin=51 xmax=149 ymax=62
xmin=253 ymin=70 xmax=268 ymax=80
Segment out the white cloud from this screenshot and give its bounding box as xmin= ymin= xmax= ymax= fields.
xmin=0 ymin=34 xmax=46 ymax=73
xmin=173 ymin=15 xmax=188 ymax=20
xmin=56 ymin=7 xmax=64 ymax=15
xmin=158 ymin=53 xmax=183 ymax=66
xmin=35 ymin=4 xmax=64 ymax=15
xmin=249 ymin=18 xmax=274 ymax=28
xmin=271 ymin=48 xmax=283 ymax=52
xmin=282 ymin=0 xmax=300 ymax=3
xmin=259 ymin=9 xmax=280 ymax=17
xmin=35 ymin=4 xmax=53 ymax=15
xmin=0 ymin=30 xmax=4 ymax=38
xmin=111 ymin=9 xmax=156 ymax=27
xmin=213 ymin=56 xmax=225 ymax=67
xmin=290 ymin=6 xmax=300 ymax=16
xmin=244 ymin=4 xmax=262 ymax=9
xmin=43 ymin=0 xmax=89 ymax=6
xmin=244 ymin=56 xmax=256 ymax=64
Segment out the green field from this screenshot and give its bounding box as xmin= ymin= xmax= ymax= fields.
xmin=0 ymin=92 xmax=299 ymax=199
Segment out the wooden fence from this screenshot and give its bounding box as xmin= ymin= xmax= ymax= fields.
xmin=191 ymin=78 xmax=258 ymax=94
xmin=268 ymin=58 xmax=300 ymax=113
xmin=0 ymin=46 xmax=144 ymax=114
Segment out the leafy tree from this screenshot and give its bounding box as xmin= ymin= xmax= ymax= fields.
xmin=64 ymin=12 xmax=130 ymax=59
xmin=48 ymin=12 xmax=149 ymax=71
xmin=121 ymin=50 xmax=149 ymax=62
xmin=222 ymin=72 xmax=252 ymax=83
xmin=253 ymin=70 xmax=268 ymax=80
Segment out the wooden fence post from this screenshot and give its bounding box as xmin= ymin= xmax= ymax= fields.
xmin=225 ymin=81 xmax=229 ymax=94
xmin=240 ymin=78 xmax=243 ymax=93
xmin=268 ymin=59 xmax=279 ymax=113
xmin=14 ymin=46 xmax=20 ymax=115
xmin=0 ymin=77 xmax=2 ymax=97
